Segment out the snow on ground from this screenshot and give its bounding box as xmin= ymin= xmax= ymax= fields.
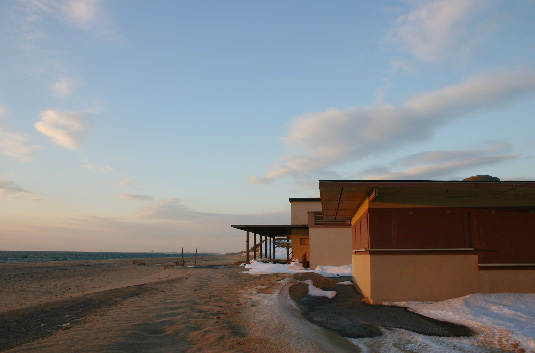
xmin=304 ymin=279 xmax=337 ymax=298
xmin=315 ymin=264 xmax=352 ymax=277
xmin=243 ymin=260 xmax=352 ymax=277
xmin=393 ymin=293 xmax=535 ymax=352
xmin=245 ymin=248 xmax=535 ymax=352
xmin=351 ymin=293 xmax=535 ymax=352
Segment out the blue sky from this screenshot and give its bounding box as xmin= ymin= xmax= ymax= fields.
xmin=1 ymin=0 xmax=535 ymax=252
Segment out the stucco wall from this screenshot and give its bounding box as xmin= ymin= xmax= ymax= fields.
xmin=353 ymin=254 xmax=371 ymax=299
xmin=353 ymin=253 xmax=535 ymax=304
xmin=290 ymin=201 xmax=322 ymax=225
xmin=309 ymin=227 xmax=352 ymax=268
xmin=289 ymin=231 xmax=309 ymax=261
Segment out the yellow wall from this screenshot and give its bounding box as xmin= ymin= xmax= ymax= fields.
xmin=309 ymin=227 xmax=352 ymax=268
xmin=353 ymin=254 xmax=371 ymax=299
xmin=353 ymin=253 xmax=535 ymax=303
xmin=289 ymin=228 xmax=309 ymax=261
xmin=290 ymin=201 xmax=322 ymax=225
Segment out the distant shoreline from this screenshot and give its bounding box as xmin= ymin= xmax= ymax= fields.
xmin=0 ymin=250 xmax=237 ymax=263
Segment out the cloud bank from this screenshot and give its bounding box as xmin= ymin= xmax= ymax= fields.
xmin=35 ymin=110 xmax=88 ymax=149
xmin=4 ymin=198 xmax=289 ymax=252
xmin=250 ymin=70 xmax=535 ymax=183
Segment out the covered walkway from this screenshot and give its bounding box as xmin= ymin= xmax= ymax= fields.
xmin=231 ymin=225 xmax=308 ymax=263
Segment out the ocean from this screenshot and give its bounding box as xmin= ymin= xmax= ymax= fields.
xmin=0 ymin=250 xmax=216 ymax=263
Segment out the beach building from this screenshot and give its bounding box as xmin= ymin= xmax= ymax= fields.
xmin=232 ymin=197 xmax=352 ymax=267
xmin=318 ymin=176 xmax=535 ymax=303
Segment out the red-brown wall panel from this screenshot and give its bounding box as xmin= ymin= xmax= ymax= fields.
xmin=369 ymin=208 xmax=468 ymax=249
xmin=352 ymin=211 xmax=370 ymax=250
xmin=474 ymin=210 xmax=535 ymax=264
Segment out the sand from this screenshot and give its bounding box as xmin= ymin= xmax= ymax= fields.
xmin=1 ymin=255 xmax=475 ymax=353
xmin=0 ymin=254 xmax=297 ymax=352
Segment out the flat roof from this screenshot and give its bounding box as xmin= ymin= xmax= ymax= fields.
xmin=231 ymin=224 xmax=308 ymax=237
xmin=319 ymin=180 xmax=535 ymax=220
xmin=288 ymin=198 xmax=321 ymax=202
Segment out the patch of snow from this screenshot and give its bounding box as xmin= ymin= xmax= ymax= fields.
xmin=393 ymin=293 xmax=535 ymax=352
xmin=314 ymin=264 xmax=352 ymax=277
xmin=243 ymin=260 xmax=352 ymax=277
xmin=337 ymin=281 xmax=354 ymax=285
xmin=304 ymin=279 xmax=337 ymax=298
xmin=350 ymin=293 xmax=535 ymax=352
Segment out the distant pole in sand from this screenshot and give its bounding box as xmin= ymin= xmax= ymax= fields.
xmin=181 ymin=247 xmax=185 ymax=265
xmin=195 ymin=247 xmax=198 ymax=265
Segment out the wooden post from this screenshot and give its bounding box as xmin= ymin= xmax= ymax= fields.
xmin=272 ymin=238 xmax=276 ymax=260
xmin=181 ymin=247 xmax=185 ymax=266
xmin=195 ymin=247 xmax=198 ymax=265
xmin=264 ymin=235 xmax=268 ymax=259
xmin=246 ymin=231 xmax=250 ymax=263
xmin=286 ymin=235 xmax=290 ymax=263
xmin=259 ymin=235 xmax=263 ymax=258
xmin=253 ymin=233 xmax=257 ymax=260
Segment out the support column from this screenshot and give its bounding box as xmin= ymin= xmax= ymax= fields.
xmin=246 ymin=231 xmax=250 ymax=263
xmin=253 ymin=233 xmax=257 ymax=260
xmin=264 ymin=236 xmax=268 ymax=259
xmin=259 ymin=235 xmax=263 ymax=258
xmin=272 ymin=237 xmax=276 ymax=260
xmin=286 ymin=235 xmax=290 ymax=263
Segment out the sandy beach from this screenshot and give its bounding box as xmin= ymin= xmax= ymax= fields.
xmin=0 ymin=254 xmax=310 ymax=352
xmin=2 ymin=254 xmax=525 ymax=353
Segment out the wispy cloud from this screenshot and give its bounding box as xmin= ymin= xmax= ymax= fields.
xmin=137 ymin=198 xmax=196 ymax=221
xmin=50 ymin=76 xmax=76 ymax=98
xmin=35 ymin=110 xmax=88 ymax=150
xmin=119 ymin=178 xmax=135 ymax=186
xmin=120 ymin=194 xmax=154 ymax=201
xmin=390 ymin=0 xmax=485 ymax=62
xmin=17 ymin=0 xmax=120 ymax=40
xmin=61 ymin=0 xmax=100 ymax=28
xmin=0 ymin=130 xmax=40 ymax=161
xmin=359 ymin=141 xmax=518 ymax=180
xmin=363 ymin=155 xmax=518 ymax=180
xmin=82 ymin=158 xmax=113 ymax=172
xmin=397 ymin=141 xmax=513 ymax=167
xmin=6 ymin=199 xmax=289 ymax=252
xmin=0 ymin=105 xmax=40 ymax=161
xmin=0 ymin=180 xmax=41 ymax=200
xmin=250 ymin=70 xmax=535 ymax=183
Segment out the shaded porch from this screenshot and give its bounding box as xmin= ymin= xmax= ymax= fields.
xmin=231 ymin=225 xmax=308 ymax=264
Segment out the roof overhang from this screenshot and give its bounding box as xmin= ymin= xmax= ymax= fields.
xmin=231 ymin=224 xmax=308 ymax=238
xmin=319 ymin=180 xmax=535 ymax=221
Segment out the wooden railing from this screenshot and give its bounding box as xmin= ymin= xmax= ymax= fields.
xmin=308 ymin=212 xmax=351 ymax=227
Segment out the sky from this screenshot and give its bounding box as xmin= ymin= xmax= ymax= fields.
xmin=1 ymin=0 xmax=535 ymax=252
